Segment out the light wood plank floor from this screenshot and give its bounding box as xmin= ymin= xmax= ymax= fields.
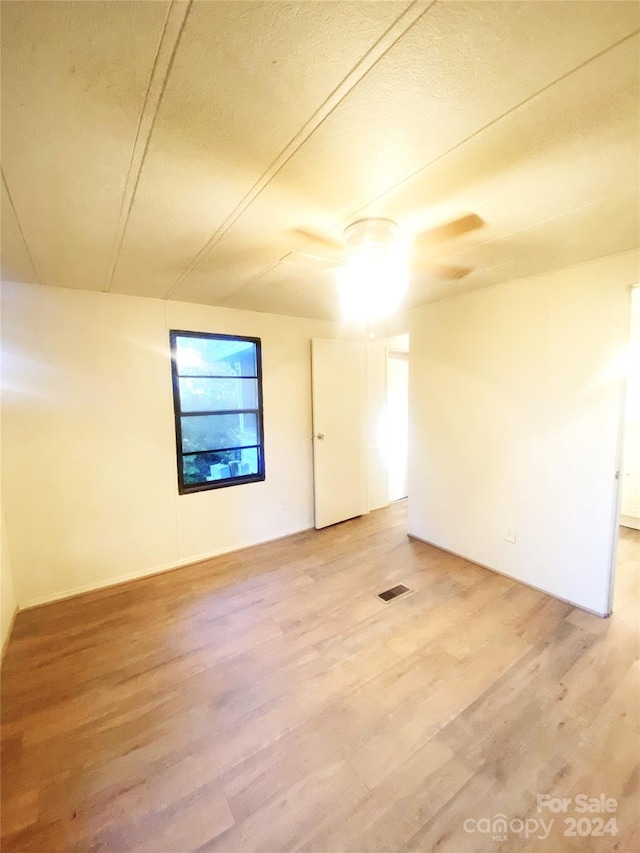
xmin=1 ymin=502 xmax=638 ymax=852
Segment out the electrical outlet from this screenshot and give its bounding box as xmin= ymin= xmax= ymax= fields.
xmin=504 ymin=524 xmax=516 ymax=544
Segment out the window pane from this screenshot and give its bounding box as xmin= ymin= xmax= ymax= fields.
xmin=175 ymin=336 xmax=257 ymax=377
xmin=181 ymin=413 xmax=259 ymax=453
xmin=182 ymin=447 xmax=260 ymax=485
xmin=178 ymin=377 xmax=257 ymax=413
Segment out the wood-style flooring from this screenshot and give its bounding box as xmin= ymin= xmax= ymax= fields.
xmin=1 ymin=502 xmax=638 ymax=852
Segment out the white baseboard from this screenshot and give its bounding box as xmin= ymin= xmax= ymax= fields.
xmin=21 ymin=524 xmax=315 ymax=611
xmin=620 ymin=514 xmax=640 ymax=531
xmin=407 ymin=531 xmax=609 ymax=618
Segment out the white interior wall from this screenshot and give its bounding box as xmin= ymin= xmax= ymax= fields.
xmin=408 ymin=250 xmax=638 ymax=616
xmin=1 ymin=281 xmax=337 ymax=607
xmin=1 ymin=509 xmax=17 ymax=655
xmin=1 ymin=286 xmax=19 ymax=653
xmin=620 ymin=287 xmax=640 ymax=529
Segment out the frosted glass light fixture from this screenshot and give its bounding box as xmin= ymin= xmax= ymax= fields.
xmin=335 ymin=219 xmax=409 ymax=324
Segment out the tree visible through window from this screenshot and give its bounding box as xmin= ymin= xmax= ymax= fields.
xmin=170 ymin=331 xmax=265 ymax=493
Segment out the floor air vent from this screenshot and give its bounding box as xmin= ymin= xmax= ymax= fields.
xmin=378 ymin=584 xmax=410 ymax=602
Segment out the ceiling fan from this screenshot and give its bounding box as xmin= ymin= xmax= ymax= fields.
xmin=282 ymin=212 xmax=485 ymax=281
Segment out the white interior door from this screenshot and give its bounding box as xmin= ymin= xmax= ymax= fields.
xmin=311 ymin=338 xmax=367 ymax=529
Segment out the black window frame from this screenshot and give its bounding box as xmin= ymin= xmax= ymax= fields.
xmin=169 ymin=330 xmax=266 ymax=494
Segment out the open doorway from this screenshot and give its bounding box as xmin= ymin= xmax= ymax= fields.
xmin=609 ymin=287 xmax=640 ymax=615
xmin=619 ymin=288 xmax=640 ymax=531
xmin=386 ymin=334 xmax=409 ymax=502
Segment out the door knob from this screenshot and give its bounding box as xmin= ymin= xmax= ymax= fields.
xmin=316 ymin=433 xmax=325 ymax=440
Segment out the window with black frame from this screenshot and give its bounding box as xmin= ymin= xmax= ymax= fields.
xmin=170 ymin=331 xmax=265 ymax=493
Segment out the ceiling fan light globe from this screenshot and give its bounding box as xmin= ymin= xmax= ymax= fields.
xmin=343 ymin=218 xmax=399 ymax=251
xmin=336 ymin=252 xmax=408 ymax=324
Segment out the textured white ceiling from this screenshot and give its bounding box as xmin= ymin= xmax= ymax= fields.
xmin=1 ymin=1 xmax=639 ymax=320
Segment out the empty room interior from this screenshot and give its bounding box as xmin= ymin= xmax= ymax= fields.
xmin=1 ymin=1 xmax=640 ymax=851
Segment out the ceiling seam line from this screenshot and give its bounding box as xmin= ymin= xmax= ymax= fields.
xmin=1 ymin=169 xmax=43 ymax=285
xmin=445 ymin=189 xmax=639 ymax=262
xmin=220 ymin=25 xmax=640 ymax=302
xmin=426 ymin=246 xmax=640 ymax=310
xmin=162 ymin=0 xmax=437 ymax=300
xmin=103 ymin=0 xmax=175 ymax=292
xmin=338 ymin=27 xmax=640 ymax=231
xmin=103 ymin=0 xmax=192 ymax=294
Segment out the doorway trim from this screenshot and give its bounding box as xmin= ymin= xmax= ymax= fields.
xmin=605 ymin=284 xmax=639 ymax=616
